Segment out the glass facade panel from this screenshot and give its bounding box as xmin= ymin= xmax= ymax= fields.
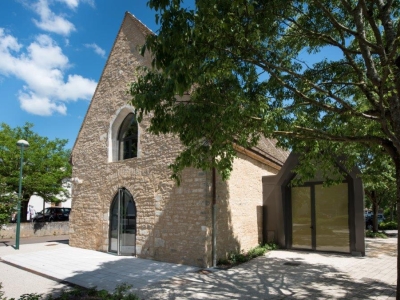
xmin=291 ymin=186 xmax=312 ymax=249
xmin=109 ymin=189 xmax=136 ymax=255
xmin=315 ymin=183 xmax=349 ymax=252
xmin=119 ymin=190 xmax=136 ymax=255
xmin=109 ymin=195 xmax=119 ymax=253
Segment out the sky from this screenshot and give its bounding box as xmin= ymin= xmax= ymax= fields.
xmin=0 ymin=0 xmax=164 ymax=149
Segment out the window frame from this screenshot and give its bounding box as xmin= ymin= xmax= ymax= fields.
xmin=117 ymin=113 xmax=138 ymax=160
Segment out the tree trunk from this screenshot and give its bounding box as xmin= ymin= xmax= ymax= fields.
xmin=394 ymin=159 xmax=400 ymax=300
xmin=372 ymin=197 xmax=379 ymax=233
xmin=390 ymin=205 xmax=393 ymax=221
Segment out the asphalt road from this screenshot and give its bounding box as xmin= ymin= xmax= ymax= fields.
xmin=0 ymin=235 xmax=69 ymax=247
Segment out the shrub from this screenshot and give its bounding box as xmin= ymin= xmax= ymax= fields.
xmin=218 ymin=243 xmax=278 ymax=267
xmin=365 ymin=230 xmax=387 ymax=238
xmin=264 ymin=242 xmax=279 ymax=251
xmin=379 ymin=221 xmax=398 ymax=230
xmin=0 ymin=284 xmax=139 ymax=300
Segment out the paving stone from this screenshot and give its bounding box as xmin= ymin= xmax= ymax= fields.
xmin=0 ymin=237 xmax=397 ymax=299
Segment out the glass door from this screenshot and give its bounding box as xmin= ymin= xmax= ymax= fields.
xmin=109 ymin=188 xmax=136 ymax=255
xmin=315 ymin=183 xmax=349 ymax=253
xmin=290 ymin=183 xmax=350 ymax=253
xmin=291 ymin=186 xmax=312 ymax=250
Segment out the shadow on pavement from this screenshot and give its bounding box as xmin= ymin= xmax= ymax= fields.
xmin=134 ymin=256 xmax=395 ymax=299
xmin=52 ymin=255 xmax=395 ymax=299
xmin=1 ymin=237 xmax=396 ymax=299
xmin=46 ymin=239 xmax=69 ymax=245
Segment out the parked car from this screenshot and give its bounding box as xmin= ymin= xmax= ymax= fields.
xmin=377 ymin=213 xmax=385 ymax=224
xmin=365 ymin=214 xmax=385 ymax=229
xmin=365 ymin=216 xmax=373 ymax=230
xmin=33 ymin=207 xmax=71 ymax=222
xmin=364 ymin=210 xmax=372 ymax=218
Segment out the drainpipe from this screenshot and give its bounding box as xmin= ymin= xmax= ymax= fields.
xmin=212 ymin=166 xmax=217 ymax=267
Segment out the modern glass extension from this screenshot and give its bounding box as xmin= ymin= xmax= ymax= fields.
xmin=291 ymin=183 xmax=350 ymax=253
xmin=109 ymin=188 xmax=136 ymax=255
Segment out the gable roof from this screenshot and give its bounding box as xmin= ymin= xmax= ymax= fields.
xmin=125 ymin=11 xmax=154 ymax=36
xmin=71 ymin=12 xmax=151 ymax=157
xmin=71 ymin=13 xmax=289 ymax=169
xmin=234 ymin=137 xmax=289 ymax=171
xmin=252 ymin=137 xmax=289 ymax=166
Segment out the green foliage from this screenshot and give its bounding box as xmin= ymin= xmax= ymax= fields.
xmin=0 ymin=195 xmax=16 ymax=226
xmin=379 ymin=221 xmax=398 ymax=231
xmin=0 ymin=284 xmax=139 ymax=300
xmin=218 ymin=243 xmax=278 ymax=266
xmin=0 ymin=283 xmax=4 ymax=300
xmin=130 ymin=0 xmax=400 ymax=185
xmin=15 ymin=294 xmax=42 ymax=300
xmin=129 ymin=2 xmax=400 ymax=293
xmin=384 ymin=207 xmax=397 ymax=221
xmin=263 ymin=242 xmax=279 ymax=251
xmin=0 ymin=123 xmax=71 ymax=225
xmin=365 ymin=230 xmax=388 ymax=239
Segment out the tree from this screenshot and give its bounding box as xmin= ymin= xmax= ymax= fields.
xmin=0 ymin=123 xmax=71 ymax=224
xmin=359 ymin=149 xmax=396 ymax=232
xmin=129 ymin=1 xmax=400 ymax=297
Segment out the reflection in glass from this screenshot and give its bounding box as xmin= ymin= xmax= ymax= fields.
xmin=110 ymin=198 xmax=119 ymax=253
xmin=120 ymin=192 xmax=136 ymax=255
xmin=315 ymin=183 xmax=349 ymax=252
xmin=109 ymin=189 xmax=136 ymax=255
xmin=118 ymin=113 xmax=138 ymax=160
xmin=291 ymin=187 xmax=312 ymax=249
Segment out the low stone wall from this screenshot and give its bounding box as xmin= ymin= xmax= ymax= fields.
xmin=0 ymin=222 xmax=69 ymax=239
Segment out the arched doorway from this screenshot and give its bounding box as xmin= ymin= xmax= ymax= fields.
xmin=109 ymin=188 xmax=136 ymax=255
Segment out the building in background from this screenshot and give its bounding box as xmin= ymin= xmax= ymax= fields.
xmin=28 ymin=178 xmax=72 ymax=216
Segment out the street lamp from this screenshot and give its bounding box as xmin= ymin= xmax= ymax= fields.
xmin=15 ymin=139 xmax=29 ymax=250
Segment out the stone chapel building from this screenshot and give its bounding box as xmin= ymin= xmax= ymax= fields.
xmin=70 ymin=12 xmax=288 ymax=267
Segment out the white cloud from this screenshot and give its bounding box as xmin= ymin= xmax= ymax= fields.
xmin=31 ymin=0 xmax=76 ymax=36
xmin=56 ymin=0 xmax=95 ymax=9
xmin=19 ymin=92 xmax=67 ymax=116
xmin=56 ymin=0 xmax=79 ymax=9
xmin=0 ymin=29 xmax=97 ymax=116
xmin=83 ymin=0 xmax=95 ymax=8
xmin=59 ymin=74 xmax=98 ymax=100
xmin=0 ymin=28 xmax=22 ymax=52
xmin=84 ymin=43 xmax=106 ymax=58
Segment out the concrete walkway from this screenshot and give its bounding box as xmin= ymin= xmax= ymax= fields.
xmin=0 ymin=237 xmax=397 ymax=299
xmin=0 ymin=243 xmax=198 ymax=298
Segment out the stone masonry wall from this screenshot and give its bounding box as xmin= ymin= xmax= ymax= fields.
xmin=0 ymin=222 xmax=69 ymax=239
xmin=216 ymin=152 xmax=278 ymax=259
xmin=70 ymin=13 xmax=210 ymax=267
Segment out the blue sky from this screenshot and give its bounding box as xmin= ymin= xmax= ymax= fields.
xmin=0 ymin=0 xmax=163 ymax=149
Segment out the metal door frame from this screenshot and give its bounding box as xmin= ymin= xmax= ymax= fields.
xmin=109 ymin=188 xmax=136 ymax=256
xmin=287 ymin=182 xmax=351 ymax=253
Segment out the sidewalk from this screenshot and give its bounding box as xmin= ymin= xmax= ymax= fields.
xmin=0 ymin=243 xmax=198 ymax=298
xmin=0 ymin=237 xmax=397 ymax=299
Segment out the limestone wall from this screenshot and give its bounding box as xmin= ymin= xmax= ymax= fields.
xmin=0 ymin=222 xmax=69 ymax=239
xmin=70 ymin=12 xmax=282 ymax=267
xmin=216 ymin=152 xmax=278 ymax=259
xmin=70 ymin=14 xmax=210 ymax=267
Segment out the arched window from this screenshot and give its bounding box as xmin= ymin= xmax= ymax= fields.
xmin=118 ymin=113 xmax=138 ymax=160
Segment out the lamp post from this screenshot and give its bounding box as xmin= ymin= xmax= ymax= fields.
xmin=15 ymin=139 xmax=29 ymax=250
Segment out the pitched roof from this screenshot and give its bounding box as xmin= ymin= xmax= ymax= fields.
xmin=125 ymin=11 xmax=154 ymax=36
xmin=71 ymin=12 xmax=151 ymax=157
xmin=71 ymin=13 xmax=289 ymax=170
xmin=252 ymin=137 xmax=289 ymax=166
xmin=234 ymin=136 xmax=289 ymax=170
